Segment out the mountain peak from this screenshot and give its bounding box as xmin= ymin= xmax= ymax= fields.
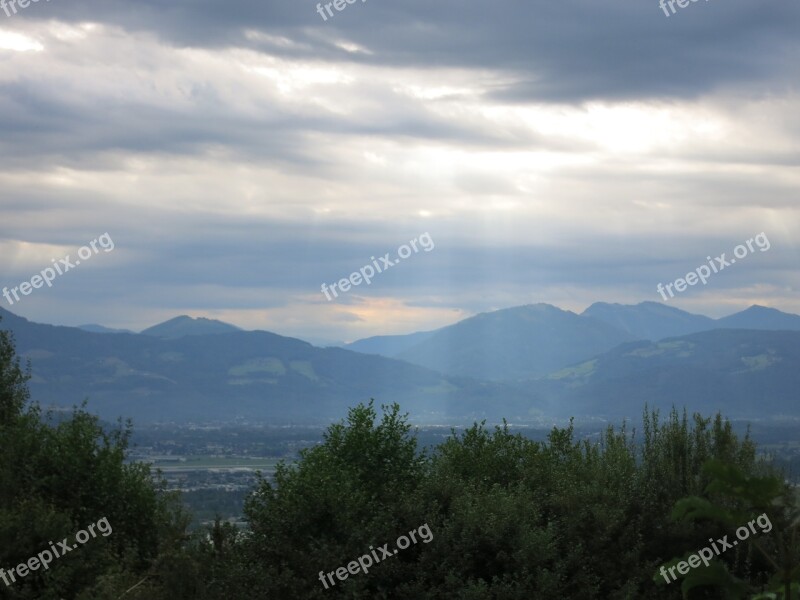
xmin=582 ymin=301 xmax=715 ymax=341
xmin=140 ymin=315 xmax=241 ymax=339
xmin=716 ymin=305 xmax=800 ymax=331
xmin=742 ymin=304 xmax=776 ymax=313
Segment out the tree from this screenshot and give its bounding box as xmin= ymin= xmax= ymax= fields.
xmin=214 ymin=403 xmax=766 ymax=599
xmin=0 ymin=324 xmax=30 ymax=425
xmin=231 ymin=400 xmax=427 ymax=598
xmin=661 ymin=459 xmax=800 ymax=599
xmin=0 ymin=317 xmax=190 ymax=600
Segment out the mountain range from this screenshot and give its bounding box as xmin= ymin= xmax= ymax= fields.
xmin=0 ymin=307 xmax=528 ymax=424
xmin=344 ymin=302 xmax=800 ymax=381
xmin=1 ymin=301 xmax=799 ymax=424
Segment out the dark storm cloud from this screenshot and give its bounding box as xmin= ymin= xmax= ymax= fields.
xmin=16 ymin=0 xmax=800 ymax=102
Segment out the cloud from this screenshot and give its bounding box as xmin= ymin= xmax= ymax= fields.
xmin=0 ymin=0 xmax=798 ymax=340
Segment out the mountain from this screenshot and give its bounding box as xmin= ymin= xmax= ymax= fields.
xmin=141 ymin=315 xmax=241 ymax=339
xmin=388 ymin=304 xmax=636 ymax=381
xmin=78 ymin=324 xmax=135 ymax=335
xmin=344 ymin=330 xmax=436 ymax=356
xmin=0 ymin=307 xmax=535 ymax=424
xmin=7 ymin=301 xmax=800 ymax=425
xmin=582 ymin=301 xmax=715 ymax=341
xmin=583 ymin=303 xmax=800 ymax=339
xmin=344 ymin=304 xmax=800 ymax=374
xmin=535 ymin=329 xmax=800 ymax=419
xmin=716 ymin=305 xmax=800 ymax=331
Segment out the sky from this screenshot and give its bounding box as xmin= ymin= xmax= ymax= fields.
xmin=0 ymin=0 xmax=798 ymax=345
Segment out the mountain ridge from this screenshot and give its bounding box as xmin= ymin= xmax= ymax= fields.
xmin=0 ymin=307 xmax=534 ymax=424
xmin=4 ymin=301 xmax=800 ymax=424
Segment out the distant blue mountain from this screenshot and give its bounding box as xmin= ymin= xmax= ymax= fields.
xmin=582 ymin=301 xmax=715 ymax=340
xmin=5 ymin=300 xmax=800 ymax=424
xmin=0 ymin=307 xmax=533 ymax=424
xmin=390 ymin=304 xmax=636 ymax=381
xmin=140 ymin=315 xmax=241 ymax=339
xmin=583 ymin=302 xmax=800 ymax=338
xmin=715 ymin=305 xmax=800 ymax=331
xmin=345 ymin=301 xmax=800 ymax=382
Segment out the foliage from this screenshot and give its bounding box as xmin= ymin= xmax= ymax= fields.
xmin=662 ymin=459 xmax=800 ymax=599
xmin=202 ymin=404 xmax=767 ymax=599
xmin=0 ymin=318 xmax=189 ymax=600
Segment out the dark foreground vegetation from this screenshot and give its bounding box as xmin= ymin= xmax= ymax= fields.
xmin=1 ymin=321 xmax=798 ymax=599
